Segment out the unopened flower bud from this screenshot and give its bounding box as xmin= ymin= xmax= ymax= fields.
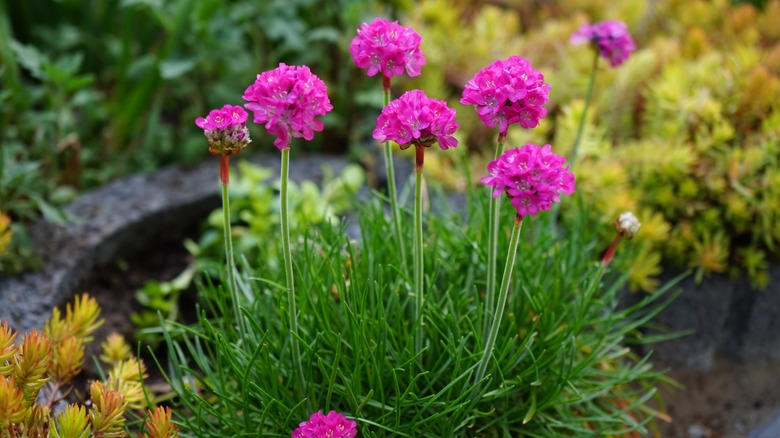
xmin=615 ymin=212 xmax=641 ymax=239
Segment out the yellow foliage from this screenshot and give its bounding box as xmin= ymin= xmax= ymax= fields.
xmin=629 ymin=246 xmax=662 ymax=293
xmin=0 ymin=213 xmax=12 ymax=257
xmin=12 ymin=330 xmax=52 ymax=406
xmin=141 ymin=406 xmax=180 ymax=438
xmin=0 ymin=322 xmax=17 ymax=378
xmin=100 ymin=333 xmax=133 ymax=366
xmin=89 ymin=381 xmax=128 ymax=438
xmin=49 ymin=404 xmax=91 ymax=438
xmin=50 ymin=336 xmax=85 ymax=384
xmin=45 ymin=293 xmax=104 ymax=344
xmin=690 ymin=232 xmax=730 ymax=282
xmin=0 ymin=376 xmax=28 ymax=429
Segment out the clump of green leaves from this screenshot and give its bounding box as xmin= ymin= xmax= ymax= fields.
xmin=154 ymin=169 xmax=678 ymax=436
xmin=132 ymin=160 xmax=365 ymax=345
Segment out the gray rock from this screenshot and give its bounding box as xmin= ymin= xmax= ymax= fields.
xmin=0 ymin=153 xmax=350 ymax=333
xmin=742 ymin=264 xmax=780 ymax=363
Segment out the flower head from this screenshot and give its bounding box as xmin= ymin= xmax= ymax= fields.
xmin=373 ymin=89 xmax=458 ymax=150
xmin=292 ymin=410 xmax=357 ymax=438
xmin=195 ymin=104 xmax=251 ymax=156
xmin=615 ymin=212 xmax=641 ymax=239
xmin=460 ymin=56 xmax=550 ymax=133
xmin=242 ymin=63 xmax=333 ymax=150
xmin=481 ymin=144 xmax=575 ymax=217
xmin=350 ymin=18 xmax=426 ymax=78
xmin=570 ymin=20 xmax=636 ymax=67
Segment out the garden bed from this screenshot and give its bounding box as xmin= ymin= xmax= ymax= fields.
xmin=2 ymin=157 xmax=779 ymax=437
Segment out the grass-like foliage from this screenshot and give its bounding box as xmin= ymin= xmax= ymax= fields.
xmin=157 ymin=170 xmax=678 ymax=436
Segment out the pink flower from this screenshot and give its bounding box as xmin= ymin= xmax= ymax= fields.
xmin=195 ymin=104 xmax=251 ymax=156
xmin=373 ymin=89 xmax=458 ymax=150
xmin=460 ymin=56 xmax=551 ymax=133
xmin=481 ymin=144 xmax=575 ymax=217
xmin=242 ymin=63 xmax=333 ymax=150
xmin=291 ymin=410 xmax=358 ymax=438
xmin=570 ymin=20 xmax=636 ymax=67
xmin=349 ymin=17 xmax=426 ymax=78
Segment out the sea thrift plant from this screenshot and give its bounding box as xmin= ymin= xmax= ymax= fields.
xmin=373 ymin=90 xmax=459 ymax=156
xmin=195 ymin=104 xmax=252 ymax=337
xmin=481 ymin=144 xmax=576 ymax=217
xmin=603 ymin=211 xmax=642 ymax=267
xmin=244 ymin=63 xmax=334 ymax=402
xmin=461 ymin=55 xmax=550 ymax=337
xmin=568 ymin=19 xmax=636 ymax=164
xmin=242 ymin=63 xmax=333 ymax=150
xmin=570 ymin=20 xmax=636 ymax=68
xmin=460 ymin=55 xmax=550 ymax=133
xmin=373 ymin=89 xmax=458 ymax=356
xmin=474 ymin=143 xmax=575 ymax=385
xmin=349 ymin=17 xmax=425 ymax=80
xmin=351 ymin=18 xmax=427 ymax=273
xmin=292 ymin=410 xmax=357 ymax=438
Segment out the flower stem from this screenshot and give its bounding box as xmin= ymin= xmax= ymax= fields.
xmin=220 ymin=155 xmax=245 ymax=336
xmin=413 ymin=145 xmax=425 ymax=359
xmin=281 ymin=147 xmax=305 ymax=399
xmin=474 ymin=215 xmax=523 ymax=388
xmin=569 ymin=51 xmax=599 ymax=164
xmin=483 ymin=131 xmax=507 ymax=337
xmin=382 ymin=80 xmax=408 ymax=274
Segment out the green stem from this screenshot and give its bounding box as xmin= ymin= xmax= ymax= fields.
xmin=220 ymin=156 xmax=244 ymax=336
xmin=281 ymin=147 xmax=305 ymax=400
xmin=569 ymin=51 xmax=599 ymax=164
xmin=413 ymin=146 xmax=425 ymax=359
xmin=474 ymin=215 xmax=523 ymax=388
xmin=483 ymin=132 xmax=507 ymax=338
xmin=383 ymin=84 xmax=408 ymax=274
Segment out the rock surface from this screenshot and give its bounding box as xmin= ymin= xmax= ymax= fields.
xmin=0 ymin=153 xmax=350 ymax=333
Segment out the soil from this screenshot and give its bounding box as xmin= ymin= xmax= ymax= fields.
xmin=72 ymin=228 xmax=780 ymax=437
xmin=659 ymin=360 xmax=780 ymax=437
xmin=71 ymin=226 xmax=198 ymax=400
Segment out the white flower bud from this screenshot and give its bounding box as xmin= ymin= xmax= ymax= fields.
xmin=615 ymin=212 xmax=641 ymax=239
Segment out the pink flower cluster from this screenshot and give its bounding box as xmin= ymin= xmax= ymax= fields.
xmin=242 ymin=63 xmax=333 ymax=150
xmin=570 ymin=20 xmax=636 ymax=67
xmin=481 ymin=144 xmax=576 ymax=217
xmin=195 ymin=104 xmax=251 ymax=156
xmin=349 ymin=17 xmax=426 ymax=78
xmin=291 ymin=410 xmax=357 ymax=438
xmin=460 ymin=56 xmax=550 ymax=133
xmin=373 ymin=89 xmax=458 ymax=150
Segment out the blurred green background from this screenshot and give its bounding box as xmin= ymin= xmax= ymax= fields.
xmin=2 ymin=0 xmax=779 ymax=291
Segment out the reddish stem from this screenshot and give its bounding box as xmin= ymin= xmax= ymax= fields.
xmin=498 ymin=129 xmax=507 ymax=145
xmin=382 ymin=75 xmax=391 ymax=93
xmin=414 ymin=144 xmax=425 ymax=174
xmin=602 ymin=235 xmax=622 ymax=267
xmin=220 ymin=155 xmax=230 ymax=186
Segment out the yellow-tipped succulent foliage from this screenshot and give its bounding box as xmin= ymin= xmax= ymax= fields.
xmin=50 ymin=404 xmax=91 ymax=438
xmin=1 ymin=294 xmax=171 ymax=436
xmin=0 ymin=376 xmax=28 ymax=429
xmin=0 ymin=322 xmax=17 ymax=378
xmin=51 ymin=335 xmax=85 ymax=384
xmin=89 ymin=381 xmax=129 ymax=438
xmin=141 ymin=406 xmax=180 ymax=438
xmin=100 ymin=333 xmax=132 ymax=366
xmin=12 ymin=330 xmax=52 ymax=406
xmin=0 ymin=213 xmax=12 ymax=257
xmin=107 ymin=358 xmax=149 ymax=411
xmin=45 ymin=293 xmax=104 ymax=344
xmin=411 ymin=0 xmax=780 ymax=290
